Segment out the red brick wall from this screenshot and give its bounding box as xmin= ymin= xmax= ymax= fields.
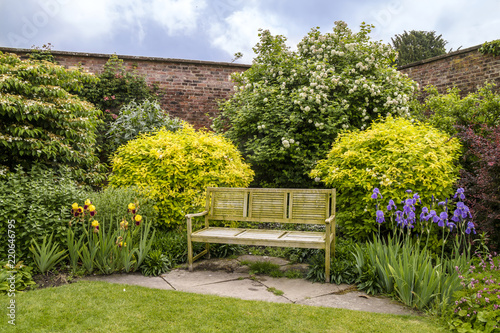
xmin=399 ymin=45 xmax=500 ymax=96
xmin=0 ymin=47 xmax=250 ymax=129
xmin=2 ymin=45 xmax=500 ymax=128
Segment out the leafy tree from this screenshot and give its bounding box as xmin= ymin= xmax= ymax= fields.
xmin=214 ymin=21 xmax=417 ymax=188
xmin=0 ymin=51 xmax=105 ymax=185
xmin=411 ymin=83 xmax=500 ymax=135
xmin=391 ymin=30 xmax=447 ymax=66
xmin=79 ymin=55 xmax=161 ymax=164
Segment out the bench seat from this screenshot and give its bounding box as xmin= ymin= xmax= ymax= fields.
xmin=191 ymin=227 xmax=326 ymax=248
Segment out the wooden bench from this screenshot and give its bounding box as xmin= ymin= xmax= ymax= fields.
xmin=186 ymin=187 xmax=336 ymax=282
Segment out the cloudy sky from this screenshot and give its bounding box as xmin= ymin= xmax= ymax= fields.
xmin=1 ymin=0 xmax=499 ymax=64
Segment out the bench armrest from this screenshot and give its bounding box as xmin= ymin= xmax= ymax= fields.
xmin=186 ymin=211 xmax=208 ymax=219
xmin=186 ymin=210 xmax=209 ymax=236
xmin=325 ymin=214 xmax=336 ymax=224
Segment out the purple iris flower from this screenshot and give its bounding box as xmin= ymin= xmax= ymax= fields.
xmin=438 ymin=211 xmax=448 ymax=227
xmin=465 ymin=221 xmax=476 ymax=235
xmin=376 ymin=210 xmax=385 ymax=224
xmin=420 ymin=207 xmax=429 ymax=221
xmin=454 ymin=188 xmax=466 ymax=200
xmin=387 ymin=199 xmax=397 ymax=211
xmin=371 ymin=188 xmax=382 ymax=199
xmin=395 ymin=211 xmax=404 ymax=226
xmin=447 ymin=221 xmax=456 ymax=231
xmin=427 ymin=210 xmax=438 ymax=222
xmin=406 ymin=189 xmax=412 ymax=194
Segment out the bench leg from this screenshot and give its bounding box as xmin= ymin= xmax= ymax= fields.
xmin=325 ymin=244 xmax=331 ymax=283
xmin=187 ymin=235 xmax=193 ymax=272
xmin=205 ymin=243 xmax=210 ymax=259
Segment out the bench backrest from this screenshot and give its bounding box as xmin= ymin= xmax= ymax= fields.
xmin=205 ymin=187 xmax=336 ymax=224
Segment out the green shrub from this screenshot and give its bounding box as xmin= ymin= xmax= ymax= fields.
xmin=479 ymin=39 xmax=500 ymax=57
xmin=0 ymin=52 xmax=105 ymax=185
xmin=29 ymin=233 xmax=67 ymax=275
xmin=310 ymin=116 xmax=461 ymax=239
xmin=87 ymin=186 xmax=158 ymax=230
xmin=79 ymin=54 xmax=160 ymax=164
xmin=151 ymin=231 xmax=188 ymax=265
xmin=0 ymin=261 xmax=36 ymax=293
xmin=141 ymin=249 xmax=171 ymax=277
xmin=108 ymin=126 xmax=254 ymax=227
xmin=411 ymin=83 xmax=500 ymax=135
xmin=107 ymin=99 xmax=183 ymax=151
xmin=306 ymin=238 xmax=359 ymax=285
xmin=214 ymin=21 xmax=417 ymax=188
xmin=446 ymin=254 xmax=500 ymax=332
xmin=0 ymin=165 xmax=88 ymax=263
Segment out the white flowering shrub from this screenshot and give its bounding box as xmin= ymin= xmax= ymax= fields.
xmin=0 ymin=52 xmax=105 ymax=184
xmin=213 ymin=21 xmax=418 ymax=187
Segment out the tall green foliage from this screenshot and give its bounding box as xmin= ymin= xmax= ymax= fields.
xmin=0 ymin=52 xmax=104 ymax=184
xmin=411 ymin=83 xmax=500 ymax=135
xmin=214 ymin=21 xmax=417 ymax=188
xmin=107 ymin=99 xmax=183 ymax=150
xmin=391 ymin=30 xmax=447 ymax=66
xmin=79 ymin=54 xmax=160 ymax=164
xmin=0 ymin=166 xmax=88 ymax=264
xmin=310 ymin=117 xmax=461 ymax=239
xmin=108 ymin=125 xmax=254 ymax=227
xmin=479 ymin=39 xmax=500 ymax=57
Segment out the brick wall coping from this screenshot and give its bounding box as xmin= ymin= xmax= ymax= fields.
xmin=0 ymin=46 xmax=252 ymax=69
xmin=1 ymin=44 xmax=484 ymax=72
xmin=398 ymin=44 xmax=482 ymax=70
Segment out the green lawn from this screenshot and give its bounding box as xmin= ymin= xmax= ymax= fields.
xmin=0 ymin=281 xmax=448 ymax=332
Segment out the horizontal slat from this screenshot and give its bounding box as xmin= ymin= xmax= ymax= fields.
xmin=209 ymin=216 xmax=325 ymax=224
xmin=212 ymin=190 xmax=246 ymax=217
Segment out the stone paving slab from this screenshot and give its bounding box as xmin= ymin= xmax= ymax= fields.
xmin=162 ymin=269 xmax=248 ymax=289
xmin=298 ymin=291 xmax=417 ymax=315
xmin=255 ymin=276 xmax=351 ymax=303
xmin=84 ymin=273 xmax=173 ymax=290
xmin=179 ymin=278 xmax=291 ymax=303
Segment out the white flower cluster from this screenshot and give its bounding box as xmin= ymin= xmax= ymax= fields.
xmin=281 ymin=137 xmax=298 ymax=149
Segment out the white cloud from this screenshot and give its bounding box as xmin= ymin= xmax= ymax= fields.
xmin=151 ymin=0 xmax=207 ymax=36
xmin=56 ymin=0 xmax=120 ymax=40
xmin=208 ymin=5 xmax=289 ymax=63
xmin=358 ymin=0 xmax=500 ymax=49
